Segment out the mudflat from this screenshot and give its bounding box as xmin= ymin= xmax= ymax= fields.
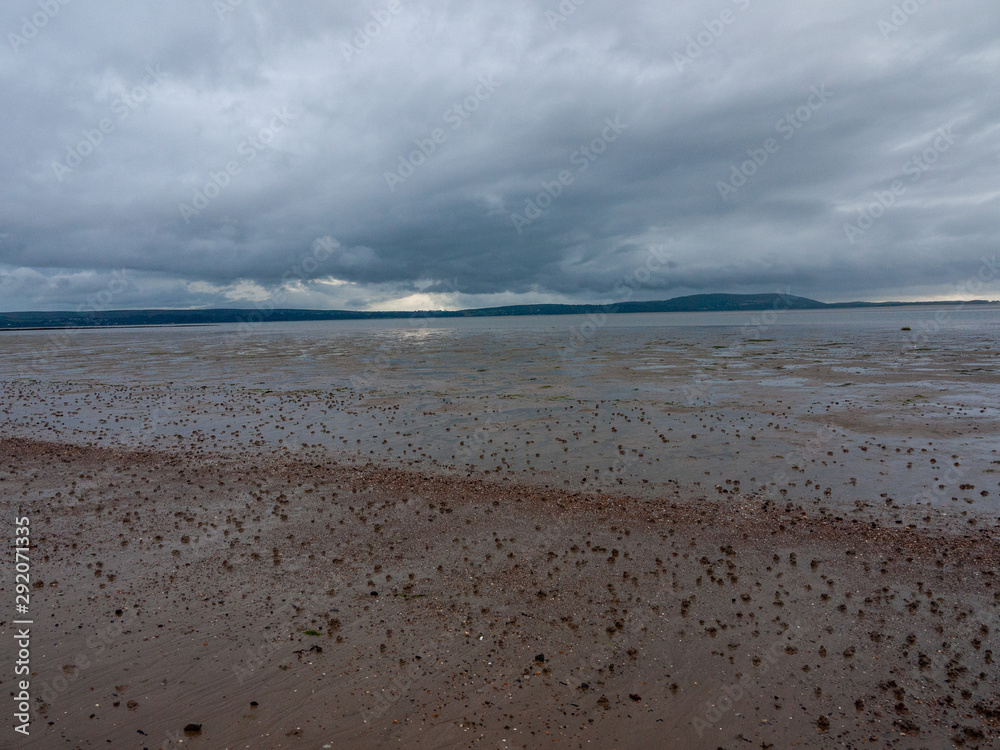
xmin=1 ymin=311 xmax=999 ymax=748
xmin=2 ymin=436 xmax=998 ymax=749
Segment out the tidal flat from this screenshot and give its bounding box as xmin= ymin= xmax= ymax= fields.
xmin=1 ymin=307 xmax=998 ymax=748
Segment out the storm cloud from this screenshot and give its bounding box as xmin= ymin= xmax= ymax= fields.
xmin=1 ymin=0 xmax=998 ymax=311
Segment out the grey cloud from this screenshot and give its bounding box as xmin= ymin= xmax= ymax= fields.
xmin=1 ymin=0 xmax=999 ymax=312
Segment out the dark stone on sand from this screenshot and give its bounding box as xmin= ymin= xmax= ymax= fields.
xmin=534 ymin=653 xmax=545 ymax=663
xmin=183 ymin=723 xmax=202 ymax=734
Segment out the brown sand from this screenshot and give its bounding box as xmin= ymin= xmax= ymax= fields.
xmin=2 ymin=437 xmax=998 ymax=749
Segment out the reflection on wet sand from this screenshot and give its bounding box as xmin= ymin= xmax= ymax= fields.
xmin=3 ymin=309 xmax=998 ymax=519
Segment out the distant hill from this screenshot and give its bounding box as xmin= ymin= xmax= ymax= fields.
xmin=0 ymin=293 xmax=995 ymax=329
xmin=453 ymin=293 xmax=825 ymax=316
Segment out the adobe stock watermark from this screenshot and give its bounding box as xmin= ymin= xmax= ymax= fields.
xmin=902 ymin=255 xmax=998 ymax=349
xmin=842 ymin=125 xmax=956 ymax=244
xmin=50 ymin=66 xmax=167 ymax=182
xmin=879 ymin=0 xmax=933 ymax=39
xmin=359 ymin=662 xmax=418 ymax=725
xmin=77 ymin=269 xmax=131 ymax=322
xmin=348 ymin=276 xmax=462 ymax=392
xmin=717 ymin=84 xmax=832 ymax=201
xmin=532 ymin=562 xmax=682 ymax=713
xmin=562 ymin=245 xmax=672 ymax=356
xmin=546 ymin=0 xmax=587 ymax=30
xmin=178 ymin=106 xmax=295 ymax=222
xmin=674 ymin=0 xmax=752 ymax=72
xmin=33 ymin=612 xmax=135 ymax=717
xmin=11 ymin=268 xmax=133 ymax=383
xmin=682 ymin=286 xmax=800 ymax=404
xmin=766 ymin=425 xmax=839 ymax=500
xmin=383 ymin=75 xmax=501 ymax=192
xmin=341 ymin=0 xmax=403 ymax=62
xmin=731 ymin=287 xmax=798 ymax=354
xmin=7 ymin=0 xmax=71 ymax=53
xmin=691 ymin=623 xmax=812 ymax=737
xmin=510 ymin=115 xmax=628 ymax=233
xmin=359 ymin=611 xmax=468 ymax=745
xmin=231 ymin=235 xmax=342 ymax=337
xmin=214 ymin=0 xmax=248 ymax=22
xmin=231 ymin=587 xmax=339 ymax=685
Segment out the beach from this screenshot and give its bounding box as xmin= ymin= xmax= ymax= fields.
xmin=2 ymin=308 xmax=999 ymax=748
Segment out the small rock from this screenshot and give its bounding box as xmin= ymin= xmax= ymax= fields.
xmin=184 ymin=723 xmax=202 ymax=734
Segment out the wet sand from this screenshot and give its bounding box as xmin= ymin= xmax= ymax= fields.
xmin=2 ymin=437 xmax=998 ymax=748
xmin=2 ymin=312 xmax=999 ymax=516
xmin=1 ymin=310 xmax=999 ymax=748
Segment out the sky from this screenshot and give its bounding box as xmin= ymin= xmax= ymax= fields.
xmin=1 ymin=0 xmax=998 ymax=312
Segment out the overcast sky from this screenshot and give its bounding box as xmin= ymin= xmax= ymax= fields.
xmin=1 ymin=0 xmax=998 ymax=312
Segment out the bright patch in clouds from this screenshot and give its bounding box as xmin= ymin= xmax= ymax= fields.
xmin=368 ymin=293 xmax=461 ymax=312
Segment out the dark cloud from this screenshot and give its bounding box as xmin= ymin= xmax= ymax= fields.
xmin=2 ymin=0 xmax=998 ymax=312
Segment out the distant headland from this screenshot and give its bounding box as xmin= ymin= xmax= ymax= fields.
xmin=0 ymin=293 xmax=996 ymax=330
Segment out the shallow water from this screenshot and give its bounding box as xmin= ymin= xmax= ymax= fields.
xmin=2 ymin=306 xmax=999 ymax=517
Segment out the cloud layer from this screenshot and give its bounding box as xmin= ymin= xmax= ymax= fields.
xmin=2 ymin=0 xmax=998 ymax=311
